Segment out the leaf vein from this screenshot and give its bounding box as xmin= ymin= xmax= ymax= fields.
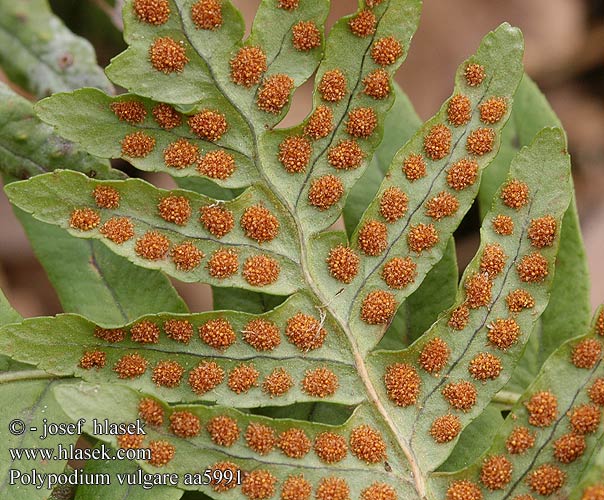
xmin=409 ymin=194 xmax=538 ymax=446
xmin=346 ymin=79 xmax=494 ymax=322
xmin=503 ymin=358 xmax=602 ymax=498
xmin=293 ymin=2 xmax=392 ymax=209
xmin=88 ymin=241 xmax=129 ymax=323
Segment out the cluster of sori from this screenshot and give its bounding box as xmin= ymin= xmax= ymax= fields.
xmin=79 ymin=303 xmax=349 ymax=400
xmin=116 ymin=394 xmax=398 ymax=500
xmin=445 ymin=312 xmax=603 ymax=500
xmin=322 ymin=62 xmax=509 ymax=328
xmin=69 ymin=182 xmax=290 ymax=286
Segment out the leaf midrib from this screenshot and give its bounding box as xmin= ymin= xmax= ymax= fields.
xmin=3 ymin=312 xmax=356 ymax=366
xmin=37 ymin=179 xmax=300 ymax=265
xmin=153 ymin=422 xmax=408 ymax=478
xmin=300 ymin=242 xmax=426 ymax=495
xmin=503 ymin=357 xmax=602 ymax=499
xmin=345 ymin=76 xmax=494 ymax=324
xmin=408 ymin=194 xmax=538 ymax=451
xmin=293 ymin=2 xmax=391 ymax=209
xmin=8 ymin=333 xmax=356 ymax=367
xmin=135 ymin=2 xmax=427 ymax=496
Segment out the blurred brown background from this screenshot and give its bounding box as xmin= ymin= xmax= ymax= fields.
xmin=1 ymin=0 xmax=603 ymax=317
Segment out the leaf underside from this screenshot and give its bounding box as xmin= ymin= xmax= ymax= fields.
xmin=0 ymin=0 xmax=594 ymax=499
xmin=479 ymin=74 xmax=591 ymax=384
xmin=431 ymin=308 xmax=604 ymax=499
xmin=0 ymin=83 xmax=187 ymax=323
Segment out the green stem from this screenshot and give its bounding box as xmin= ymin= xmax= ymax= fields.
xmin=0 ymin=369 xmax=60 ymax=384
xmin=492 ymin=390 xmax=521 ymax=406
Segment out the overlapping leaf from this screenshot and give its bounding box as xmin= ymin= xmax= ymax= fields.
xmin=75 ymin=444 xmax=184 ymax=500
xmin=109 ymin=0 xmax=328 ymax=113
xmin=0 ymin=379 xmax=77 ymax=500
xmin=344 ymin=85 xmax=458 ymax=348
xmin=430 ymin=307 xmax=604 ymax=498
xmin=14 ymin=211 xmax=189 ymax=323
xmin=35 ymin=0 xmax=331 ymax=190
xmin=438 ymin=77 xmax=586 ymax=462
xmin=0 ymin=0 xmax=112 ymax=97
xmin=0 ymin=289 xmax=21 ymax=328
xmin=0 ymin=288 xmax=32 ymax=372
xmin=258 ymin=0 xmax=421 ymax=234
xmin=35 ymin=89 xmax=258 ymax=188
xmin=367 ymin=128 xmax=572 ymax=473
xmin=343 ymin=84 xmax=422 ymax=235
xmin=480 ymin=74 xmax=591 ymax=369
xmin=0 ymin=0 xmax=594 ymax=498
xmin=0 ymin=291 xmax=78 ymax=500
xmin=0 ymin=84 xmax=187 ymax=323
xmin=0 ymin=83 xmax=118 ymax=181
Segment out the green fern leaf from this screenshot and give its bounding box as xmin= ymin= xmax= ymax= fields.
xmin=0 ymin=2 xmax=592 ymax=498
xmin=0 ymin=0 xmax=112 ymax=97
xmin=430 ymin=306 xmax=604 ymax=498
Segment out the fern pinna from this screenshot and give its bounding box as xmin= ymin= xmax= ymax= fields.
xmin=1 ymin=1 xmax=603 ymax=499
